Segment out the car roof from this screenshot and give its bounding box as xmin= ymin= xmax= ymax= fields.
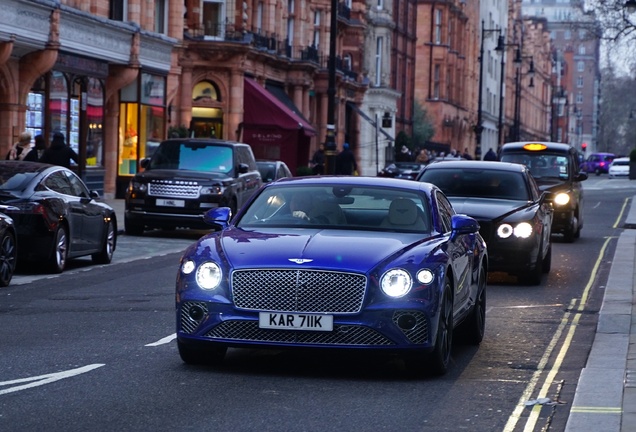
xmin=161 ymin=138 xmax=249 ymax=147
xmin=612 ymin=156 xmax=629 ymax=161
xmin=269 ymin=175 xmax=435 ymax=192
xmin=501 ymin=141 xmax=574 ymax=153
xmin=424 ymin=160 xmax=528 ymax=173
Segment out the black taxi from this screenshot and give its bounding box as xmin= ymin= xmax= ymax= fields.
xmin=500 ymin=142 xmax=587 ymax=242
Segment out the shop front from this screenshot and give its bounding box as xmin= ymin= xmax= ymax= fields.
xmin=116 ymin=72 xmax=167 ymax=197
xmin=25 ymin=53 xmax=108 ymax=193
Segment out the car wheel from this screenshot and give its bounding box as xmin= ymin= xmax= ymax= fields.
xmin=523 ymin=246 xmax=543 ymax=285
xmin=427 ymin=279 xmax=454 ymax=375
xmin=124 ymin=216 xmax=144 ymax=236
xmin=178 ymin=340 xmax=227 ymax=366
xmin=456 ymin=265 xmax=486 ymax=345
xmin=49 ymin=225 xmax=68 ymax=274
xmin=542 ymin=243 xmax=552 ymax=274
xmin=563 ymin=215 xmax=578 ymax=243
xmin=0 ymin=231 xmax=17 ymax=287
xmin=92 ymin=220 xmax=116 ymax=264
xmin=595 ymin=169 xmax=600 ymax=176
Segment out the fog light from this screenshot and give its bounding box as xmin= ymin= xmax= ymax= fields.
xmin=397 ymin=314 xmax=417 ymax=330
xmin=188 ymin=305 xmax=205 ymax=321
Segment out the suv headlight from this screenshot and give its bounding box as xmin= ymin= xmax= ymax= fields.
xmin=196 ymin=261 xmax=223 ymax=290
xmin=380 ymin=268 xmax=412 ymax=297
xmin=497 ymin=222 xmax=533 ymax=239
xmin=553 ymin=192 xmax=570 ymax=206
xmin=200 ymin=186 xmax=223 ymax=195
xmin=129 ymin=180 xmax=147 ymax=193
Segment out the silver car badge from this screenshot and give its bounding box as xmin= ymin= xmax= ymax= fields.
xmin=288 ymin=259 xmax=314 ymax=264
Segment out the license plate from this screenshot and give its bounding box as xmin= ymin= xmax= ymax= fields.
xmin=156 ymin=198 xmax=185 ymax=207
xmin=259 ymin=313 xmax=333 ymax=331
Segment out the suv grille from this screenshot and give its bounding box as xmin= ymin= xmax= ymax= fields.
xmin=148 ymin=180 xmax=201 ymax=198
xmin=232 ymin=269 xmax=367 ymax=314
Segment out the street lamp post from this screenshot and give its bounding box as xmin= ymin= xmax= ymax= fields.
xmin=512 ymin=48 xmax=534 ymax=142
xmin=476 ymin=21 xmax=501 ymax=160
xmin=324 ymin=0 xmax=338 ymax=174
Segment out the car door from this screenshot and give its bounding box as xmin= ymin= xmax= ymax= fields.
xmin=65 ymin=171 xmax=104 ymax=252
xmin=436 ymin=191 xmax=471 ymax=313
xmin=41 ymin=171 xmax=85 ymax=252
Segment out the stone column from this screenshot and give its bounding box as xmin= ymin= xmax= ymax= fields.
xmin=229 ymin=70 xmax=244 ymax=141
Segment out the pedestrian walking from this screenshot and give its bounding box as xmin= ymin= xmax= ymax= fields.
xmin=335 ymin=142 xmax=358 ymax=175
xmin=6 ymin=131 xmax=32 ymax=161
xmin=483 ymin=148 xmax=498 ymax=161
xmin=39 ymin=132 xmax=79 ymax=168
xmin=23 ymin=134 xmax=47 ymax=162
xmin=310 ymin=143 xmax=325 ymax=175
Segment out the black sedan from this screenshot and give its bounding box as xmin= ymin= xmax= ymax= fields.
xmin=377 ymin=162 xmax=427 ymax=180
xmin=417 ymin=160 xmax=552 ymax=285
xmin=0 ymin=207 xmax=17 ymax=286
xmin=0 ymin=161 xmax=117 ymax=273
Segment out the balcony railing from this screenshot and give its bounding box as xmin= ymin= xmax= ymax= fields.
xmin=185 ymin=24 xmax=360 ymax=81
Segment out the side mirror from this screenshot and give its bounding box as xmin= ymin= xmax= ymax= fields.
xmin=450 ymin=214 xmax=480 ymax=241
xmin=576 ymin=171 xmax=588 ymax=181
xmin=90 ymin=190 xmax=100 ymax=200
xmin=203 ymin=207 xmax=232 ymax=230
xmin=237 ymin=163 xmax=249 ymax=174
xmin=140 ymin=158 xmax=151 ymax=169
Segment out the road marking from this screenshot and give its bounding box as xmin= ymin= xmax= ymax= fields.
xmin=0 ymin=364 xmax=105 ymax=396
xmin=504 ymin=236 xmax=613 ymax=432
xmin=145 ymin=334 xmax=176 ymax=346
xmin=613 ymin=197 xmax=630 ymax=228
xmin=569 ymin=406 xmax=622 ymax=413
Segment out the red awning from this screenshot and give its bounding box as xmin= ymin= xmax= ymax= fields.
xmin=243 ymin=78 xmax=316 ymax=137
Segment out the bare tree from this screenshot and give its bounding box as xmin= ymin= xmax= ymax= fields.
xmin=588 ymin=0 xmax=636 ymax=42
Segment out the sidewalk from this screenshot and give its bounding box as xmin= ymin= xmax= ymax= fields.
xmin=565 ymin=196 xmax=636 ymax=432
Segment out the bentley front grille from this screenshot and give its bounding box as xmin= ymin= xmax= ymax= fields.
xmin=206 ymin=320 xmax=394 ymax=346
xmin=232 ymin=269 xmax=367 ymax=314
xmin=148 ymin=181 xmax=201 ymax=198
xmin=180 ymin=301 xmax=209 ymax=334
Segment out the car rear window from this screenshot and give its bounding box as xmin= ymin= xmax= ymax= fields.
xmin=420 ymin=168 xmax=529 ymax=200
xmin=500 ymin=152 xmax=569 ymax=180
xmin=149 ymin=141 xmax=233 ymax=173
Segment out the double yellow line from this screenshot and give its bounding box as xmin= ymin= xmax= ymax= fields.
xmin=503 ymin=197 xmax=631 ymax=431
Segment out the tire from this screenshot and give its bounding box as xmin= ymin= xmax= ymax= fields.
xmin=595 ymin=168 xmax=600 ymax=176
xmin=542 ymin=243 xmax=552 ymax=274
xmin=178 ymin=340 xmax=227 ymax=366
xmin=124 ymin=216 xmax=144 ymax=236
xmin=523 ymin=246 xmax=543 ymax=285
xmin=49 ymin=225 xmax=68 ymax=274
xmin=0 ymin=231 xmax=17 ymax=287
xmin=456 ymin=265 xmax=486 ymax=345
xmin=427 ymin=279 xmax=454 ymax=376
xmin=563 ymin=214 xmax=578 ymax=243
xmin=92 ymin=220 xmax=116 ymax=264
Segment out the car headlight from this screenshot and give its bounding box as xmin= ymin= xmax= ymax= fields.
xmin=553 ymin=192 xmax=570 ymax=206
xmin=416 ymin=269 xmax=434 ymax=284
xmin=195 ymin=261 xmax=223 ymax=290
xmin=200 ymin=186 xmax=223 ymax=195
xmin=129 ymin=180 xmax=147 ymax=193
xmin=380 ymin=269 xmax=412 ymax=298
xmin=497 ymin=222 xmax=533 ymax=239
xmin=181 ymin=260 xmax=196 ymax=275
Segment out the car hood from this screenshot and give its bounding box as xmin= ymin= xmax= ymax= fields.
xmin=195 ymin=228 xmax=438 ymax=272
xmin=448 ymin=197 xmax=529 ymax=220
xmin=134 ymin=169 xmax=232 ymax=183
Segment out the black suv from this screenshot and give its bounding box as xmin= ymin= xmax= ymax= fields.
xmin=500 ymin=141 xmax=587 ymax=242
xmin=125 ymin=139 xmax=262 ymax=235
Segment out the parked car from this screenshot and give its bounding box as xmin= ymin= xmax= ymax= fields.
xmin=499 ymin=142 xmax=587 ymax=242
xmin=0 ymin=207 xmax=17 ymax=286
xmin=175 ymin=176 xmax=487 ymax=376
xmin=0 ymin=161 xmax=117 ymax=273
xmin=125 ymin=139 xmax=263 ymax=235
xmin=377 ymin=162 xmax=427 ymax=180
xmin=608 ymin=157 xmax=630 ymax=179
xmin=417 ymin=160 xmax=552 ymax=285
xmin=581 ymin=152 xmax=615 ymax=175
xmin=256 ymin=160 xmax=292 ymax=183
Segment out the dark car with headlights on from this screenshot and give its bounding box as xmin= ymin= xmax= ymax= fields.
xmin=176 ymin=176 xmax=487 ymax=376
xmin=417 ymin=161 xmax=552 ymax=285
xmin=125 ymin=139 xmax=262 ymax=235
xmin=500 ymin=142 xmax=587 ymax=242
xmin=0 ymin=206 xmax=17 ymax=286
xmin=377 ymin=162 xmax=427 ymax=180
xmin=0 ymin=161 xmax=116 ymax=273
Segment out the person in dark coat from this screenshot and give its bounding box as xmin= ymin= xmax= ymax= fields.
xmin=483 ymin=148 xmax=499 ymax=161
xmin=310 ymin=143 xmax=325 ymax=175
xmin=39 ymin=132 xmax=79 ymax=168
xmin=335 ymin=142 xmax=358 ymax=175
xmin=23 ymin=134 xmax=47 ymax=162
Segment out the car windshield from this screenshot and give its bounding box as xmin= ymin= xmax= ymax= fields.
xmin=238 ymin=184 xmax=432 ymax=233
xmin=613 ymin=159 xmax=629 ymax=166
xmin=419 ymin=168 xmax=530 ymax=200
xmin=500 ymin=152 xmax=569 ymax=180
xmin=0 ymin=166 xmax=39 ymax=192
xmin=149 ymin=141 xmax=233 ymax=173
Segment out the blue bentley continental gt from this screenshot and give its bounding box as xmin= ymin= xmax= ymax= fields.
xmin=176 ymin=176 xmax=488 ymax=376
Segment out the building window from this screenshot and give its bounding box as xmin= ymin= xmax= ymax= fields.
xmin=109 ymin=0 xmax=127 ymax=21
xmin=313 ymin=10 xmax=320 ymax=48
xmin=577 ymin=60 xmax=585 ymax=72
xmin=434 ymin=9 xmax=442 ymax=44
xmin=154 ymin=0 xmax=167 ymax=34
xmin=564 ymin=30 xmax=571 ymax=40
xmin=287 ymin=0 xmax=295 ymax=51
xmin=344 ymin=53 xmax=353 ymax=71
xmin=433 ymin=64 xmax=440 ymax=99
xmin=576 ymin=92 xmax=583 ymax=104
xmin=579 ymin=45 xmax=586 ymax=55
xmin=577 ymin=76 xmax=583 ymax=87
xmin=375 ymin=36 xmax=383 ymax=87
xmin=203 ymin=0 xmax=224 ymax=38
xmin=256 ymin=2 xmax=264 ymax=32
xmin=377 ymin=0 xmax=383 ymax=9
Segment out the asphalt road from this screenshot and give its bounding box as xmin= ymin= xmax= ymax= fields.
xmin=0 ymin=175 xmax=634 ymax=431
